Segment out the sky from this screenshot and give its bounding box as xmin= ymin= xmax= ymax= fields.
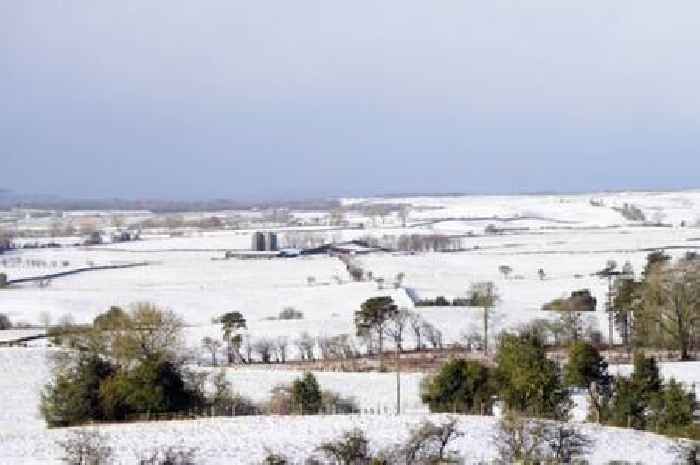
xmin=2 ymin=1 xmax=700 ymax=201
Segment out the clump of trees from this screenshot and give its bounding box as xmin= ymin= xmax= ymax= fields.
xmin=611 ymin=251 xmax=700 ymax=360
xmin=613 ymin=203 xmax=646 ymax=222
xmin=602 ymin=352 xmax=696 ymax=437
xmin=414 ymin=296 xmax=472 ymax=307
xmin=424 ymin=332 xmax=569 ymax=421
xmin=41 ymin=303 xmax=205 ymax=427
xmin=278 ymin=307 xmax=304 ymax=320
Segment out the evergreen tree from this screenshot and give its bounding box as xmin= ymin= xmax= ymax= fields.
xmin=495 ymin=333 xmax=570 ymax=420
xmin=41 ymin=354 xmax=116 ymax=427
xmin=564 ymin=341 xmax=610 ymax=423
xmin=291 ymin=372 xmax=322 ymax=414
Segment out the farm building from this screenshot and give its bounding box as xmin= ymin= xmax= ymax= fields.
xmin=251 ymin=231 xmax=278 ymax=251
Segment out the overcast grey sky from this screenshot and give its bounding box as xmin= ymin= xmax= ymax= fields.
xmin=2 ymin=1 xmax=699 ymax=200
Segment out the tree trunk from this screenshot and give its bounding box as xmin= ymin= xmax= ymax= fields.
xmin=483 ymin=307 xmax=489 ymax=355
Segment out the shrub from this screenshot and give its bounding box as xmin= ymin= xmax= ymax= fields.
xmin=137 ymin=446 xmax=198 ymax=465
xmin=56 ymin=430 xmax=113 ymax=465
xmin=420 ymin=359 xmax=494 ymax=414
xmin=267 ymin=384 xmax=294 ymax=415
xmin=495 ymin=412 xmax=590 ymax=464
xmin=261 ymin=452 xmax=288 ymax=465
xmin=316 ymin=429 xmax=373 ymax=465
xmin=388 ymin=419 xmax=463 ymax=465
xmin=321 ymin=390 xmax=359 ymax=415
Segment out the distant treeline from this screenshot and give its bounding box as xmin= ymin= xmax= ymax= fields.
xmin=0 ymin=196 xmax=342 ymax=213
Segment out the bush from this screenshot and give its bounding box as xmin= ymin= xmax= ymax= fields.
xmin=137 ymin=446 xmax=198 ymax=465
xmin=321 ymin=390 xmax=359 ymax=414
xmin=420 ymin=359 xmax=494 ymax=414
xmin=387 ymin=419 xmax=463 ymax=465
xmin=56 ymin=430 xmax=113 ymax=465
xmin=261 ymin=452 xmax=289 ymax=465
xmin=208 ymin=371 xmax=260 ymax=416
xmin=495 ymin=412 xmax=590 ymax=464
xmin=316 ymin=429 xmax=373 ymax=465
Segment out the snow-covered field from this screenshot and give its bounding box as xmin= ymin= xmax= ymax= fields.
xmin=0 ymin=348 xmax=685 ymax=465
xmin=3 ymin=191 xmax=700 ymax=463
xmin=204 ymin=367 xmax=428 ymax=414
xmin=2 ymin=191 xmax=700 ymax=351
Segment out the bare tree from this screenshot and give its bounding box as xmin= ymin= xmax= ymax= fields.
xmin=394 ymin=272 xmax=406 ymax=289
xmin=494 ymin=412 xmax=548 ymax=465
xmin=467 ymin=282 xmax=500 ymax=354
xmin=384 ymin=309 xmax=410 ymax=352
xmin=276 ymin=336 xmax=289 ymax=363
xmin=295 ymin=332 xmax=315 ymax=361
xmin=253 ymin=337 xmax=275 ymax=363
xmin=408 ymin=312 xmax=425 ymax=350
xmin=201 ymin=336 xmax=222 ymax=366
xmin=39 ymin=311 xmax=52 ymax=330
xmin=398 ymin=205 xmax=411 ymax=227
xmin=422 ymin=321 xmax=443 ymax=349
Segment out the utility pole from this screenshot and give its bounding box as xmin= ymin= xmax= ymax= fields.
xmin=607 ymin=274 xmax=614 ymax=348
xmin=396 ymin=333 xmax=401 ymax=415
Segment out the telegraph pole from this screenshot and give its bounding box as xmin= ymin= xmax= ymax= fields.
xmin=396 ymin=334 xmax=401 ymax=415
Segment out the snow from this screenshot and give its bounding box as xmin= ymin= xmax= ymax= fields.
xmin=2 ymin=191 xmax=700 ymax=353
xmin=610 ymin=361 xmax=700 ymax=390
xmin=201 ymin=367 xmax=428 ymax=414
xmin=2 ymin=191 xmax=700 ymax=462
xmin=0 ymin=347 xmax=688 ymax=464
